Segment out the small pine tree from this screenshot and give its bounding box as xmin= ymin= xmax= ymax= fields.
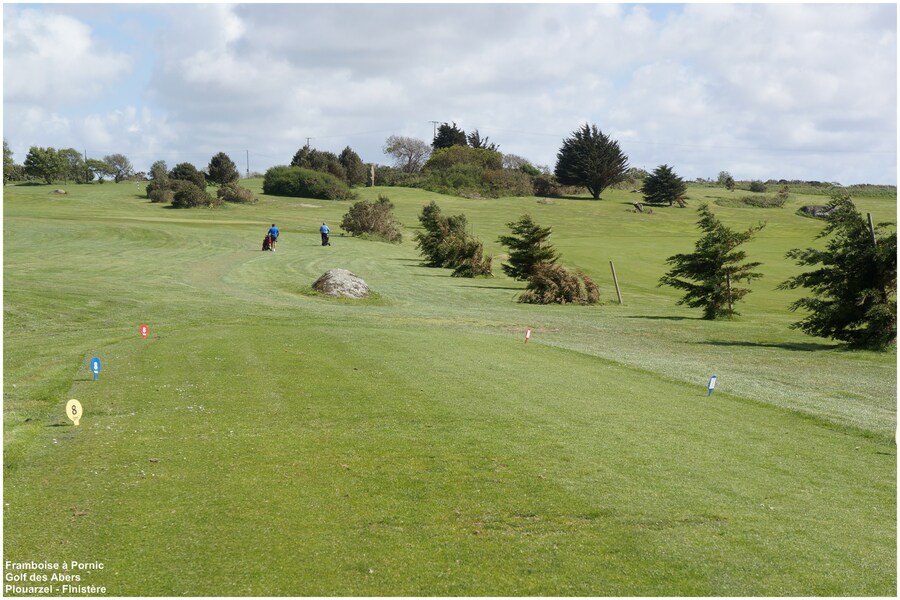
xmin=207 ymin=152 xmax=240 ymax=185
xmin=497 ymin=215 xmax=558 ymax=280
xmin=659 ymin=204 xmax=765 ymax=319
xmin=413 ymin=201 xmax=490 ymax=276
xmin=778 ymin=192 xmax=896 ymax=349
xmin=642 ymin=164 xmax=688 ymax=206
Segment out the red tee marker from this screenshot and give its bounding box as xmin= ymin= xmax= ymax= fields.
xmin=140 ymin=324 xmax=149 ymax=339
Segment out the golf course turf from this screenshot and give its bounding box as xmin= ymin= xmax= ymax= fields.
xmin=3 ymin=180 xmax=895 ymax=595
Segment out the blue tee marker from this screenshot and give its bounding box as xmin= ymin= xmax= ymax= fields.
xmin=707 ymin=375 xmax=717 ymax=396
xmin=91 ymin=357 xmax=101 ymax=381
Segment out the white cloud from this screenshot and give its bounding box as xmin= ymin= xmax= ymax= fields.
xmin=3 ymin=6 xmax=132 ymax=107
xmin=3 ymin=3 xmax=896 ymax=183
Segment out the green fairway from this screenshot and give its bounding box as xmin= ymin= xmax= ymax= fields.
xmin=3 ymin=181 xmax=896 ymax=595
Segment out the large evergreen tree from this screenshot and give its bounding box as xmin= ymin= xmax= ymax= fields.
xmin=432 ymin=122 xmax=467 ymax=150
xmin=338 ymin=146 xmax=367 ymax=187
xmin=659 ymin=204 xmax=765 ymax=319
xmin=207 ymin=152 xmax=240 ymax=185
xmin=554 ymin=123 xmax=629 ymax=199
xmin=642 ymin=164 xmax=688 ymax=206
xmin=778 ymin=192 xmax=896 ymax=349
xmin=497 ymin=214 xmax=559 ymax=280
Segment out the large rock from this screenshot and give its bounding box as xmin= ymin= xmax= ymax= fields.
xmin=312 ymin=269 xmax=370 ymax=299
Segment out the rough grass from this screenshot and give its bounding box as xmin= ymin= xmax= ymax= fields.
xmin=3 ymin=180 xmax=896 ymax=595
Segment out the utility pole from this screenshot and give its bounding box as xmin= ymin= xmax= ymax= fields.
xmin=84 ymin=149 xmax=89 ymax=183
xmin=305 ymin=137 xmax=313 ymax=148
xmin=429 ymin=121 xmax=439 ymax=141
xmin=246 ymin=150 xmax=250 ymax=179
xmin=867 ymin=213 xmax=878 ymax=247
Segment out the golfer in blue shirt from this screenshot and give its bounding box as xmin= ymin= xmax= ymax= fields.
xmin=268 ymin=224 xmax=279 ymax=249
xmin=320 ymin=222 xmax=330 ymax=246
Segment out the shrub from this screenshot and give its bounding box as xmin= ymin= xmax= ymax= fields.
xmin=169 ymin=162 xmax=207 ymax=190
xmin=340 ymin=195 xmax=402 ymax=243
xmin=146 ymin=179 xmax=168 ymax=200
xmin=418 ymin=145 xmax=531 ymax=198
xmin=373 ymin=166 xmax=424 ymax=187
xmin=519 ymin=263 xmax=600 ymax=305
xmin=263 ymin=166 xmax=355 ymax=200
xmin=482 ymin=169 xmax=534 ymax=197
xmin=171 ymin=180 xmax=217 ymax=208
xmin=748 ymin=180 xmax=767 ymax=193
xmin=148 ymin=187 xmax=174 ymax=204
xmin=291 ymin=147 xmax=346 ymax=182
xmin=217 ymin=182 xmax=257 ymax=204
xmin=532 ymin=174 xmax=583 ymax=198
xmin=715 ymin=195 xmax=786 ymax=209
xmin=424 ymin=146 xmax=503 ymax=171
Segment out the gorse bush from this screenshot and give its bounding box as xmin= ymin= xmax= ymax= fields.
xmin=263 ymin=166 xmax=356 ymax=200
xmin=748 ymin=180 xmax=767 ymax=193
xmin=417 ymin=145 xmax=533 ymax=199
xmin=217 ymin=182 xmax=257 ymax=204
xmin=340 ymin=195 xmax=403 ymax=243
xmin=171 ymin=180 xmax=217 ymax=209
xmin=519 ymin=263 xmax=600 ymax=305
xmin=715 ymin=195 xmax=786 ymax=209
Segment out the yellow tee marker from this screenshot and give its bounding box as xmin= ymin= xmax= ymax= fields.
xmin=66 ymin=399 xmax=83 ymax=426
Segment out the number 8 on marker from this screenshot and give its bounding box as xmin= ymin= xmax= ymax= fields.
xmin=66 ymin=399 xmax=83 ymax=426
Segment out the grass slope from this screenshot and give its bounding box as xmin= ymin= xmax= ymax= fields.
xmin=3 ymin=181 xmax=896 ymax=595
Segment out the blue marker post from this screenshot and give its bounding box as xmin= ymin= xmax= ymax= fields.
xmin=91 ymin=357 xmax=101 ymax=381
xmin=707 ymin=375 xmax=717 ymax=397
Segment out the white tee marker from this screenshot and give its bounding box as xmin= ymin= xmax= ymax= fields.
xmin=524 ymin=328 xmax=532 ymax=343
xmin=707 ymin=375 xmax=718 ymax=397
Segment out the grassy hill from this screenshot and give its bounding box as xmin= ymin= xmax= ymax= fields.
xmin=3 ymin=180 xmax=896 ymax=595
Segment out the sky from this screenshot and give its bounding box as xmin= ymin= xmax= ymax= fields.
xmin=3 ymin=2 xmax=897 ymax=185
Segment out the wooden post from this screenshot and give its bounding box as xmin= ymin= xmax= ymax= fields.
xmin=610 ymin=261 xmax=623 ymax=305
xmin=726 ymin=272 xmax=733 ymax=314
xmin=867 ymin=213 xmax=877 ymax=247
